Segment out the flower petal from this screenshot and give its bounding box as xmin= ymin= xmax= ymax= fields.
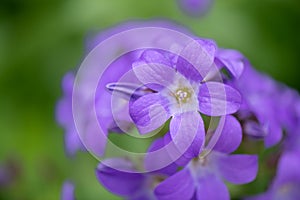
xmin=64 ymin=128 xmax=86 ymax=156
xmin=217 ymin=154 xmax=258 ymax=184
xmin=95 ymin=158 xmax=145 ymax=196
xmin=215 ymin=49 xmax=244 ymax=79
xmin=132 ymin=56 xmax=177 ymax=89
xmin=145 ymin=133 xmax=178 ymax=175
xmin=170 ymin=112 xmax=205 ymax=165
xmin=83 ymin=118 xmax=108 ymax=157
xmin=272 ymin=150 xmax=300 ymax=188
xmin=154 ymin=168 xmax=195 ymax=200
xmin=196 ymin=174 xmax=230 ymax=200
xmin=264 ymin=122 xmax=282 ymax=148
xmin=140 ymin=50 xmax=173 ymax=68
xmin=176 ymin=57 xmax=203 ymax=82
xmin=177 ymin=39 xmax=217 ymax=80
xmin=246 ymin=193 xmax=272 ymax=200
xmin=213 ymin=115 xmax=242 ymax=154
xmin=198 ymin=82 xmax=242 ymax=116
xmin=56 ymin=73 xmax=74 ymax=126
xmin=129 ymin=93 xmax=171 ymax=134
xmin=243 ymin=120 xmax=267 ymax=138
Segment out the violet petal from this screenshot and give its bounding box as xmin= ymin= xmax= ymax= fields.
xmin=198 ymin=82 xmax=241 ymax=116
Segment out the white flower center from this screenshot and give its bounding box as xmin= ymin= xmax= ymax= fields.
xmin=174 ymin=88 xmax=192 ymax=103
xmin=161 ymin=75 xmax=199 ymax=114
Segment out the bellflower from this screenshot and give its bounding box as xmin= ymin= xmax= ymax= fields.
xmin=130 ymin=40 xmax=242 ymax=161
xmin=56 ymin=21 xmax=300 ymax=200
xmin=231 ymin=60 xmax=283 ymax=147
xmin=248 ymin=150 xmax=300 ymax=200
xmin=153 ymin=115 xmax=258 ymax=200
xmin=276 ymin=86 xmax=300 ymax=134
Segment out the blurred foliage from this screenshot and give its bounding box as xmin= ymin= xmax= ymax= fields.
xmin=0 ymin=0 xmax=300 ymax=199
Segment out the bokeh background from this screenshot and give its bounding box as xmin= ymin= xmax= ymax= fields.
xmin=0 ymin=0 xmax=300 ymax=199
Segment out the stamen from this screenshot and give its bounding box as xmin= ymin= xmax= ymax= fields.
xmin=174 ymin=87 xmax=192 ymax=104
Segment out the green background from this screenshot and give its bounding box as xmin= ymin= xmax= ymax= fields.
xmin=0 ymin=0 xmax=299 ymax=199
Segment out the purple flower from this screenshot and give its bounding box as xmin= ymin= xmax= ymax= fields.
xmin=154 ymin=115 xmax=258 ymax=200
xmin=61 ymin=181 xmax=76 ymax=200
xmin=248 ymin=150 xmax=300 ymax=200
xmin=56 ymin=21 xmax=198 ymax=157
xmin=56 ymin=72 xmax=85 ymax=156
xmin=231 ymin=60 xmax=283 ymax=147
xmin=178 ymin=0 xmax=213 ymax=17
xmin=129 ymin=40 xmax=242 ymax=162
xmin=56 ymin=52 xmax=140 ymax=156
xmin=276 ymin=86 xmax=300 ymax=134
xmin=95 ymin=158 xmax=175 ymax=200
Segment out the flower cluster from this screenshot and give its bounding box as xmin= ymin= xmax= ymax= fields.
xmin=57 ymin=22 xmax=300 ymax=200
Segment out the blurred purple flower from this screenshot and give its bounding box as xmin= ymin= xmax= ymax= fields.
xmin=276 ymin=86 xmax=300 ymax=134
xmin=56 ymin=52 xmax=140 ymax=157
xmin=231 ymin=60 xmax=283 ymax=147
xmin=56 ymin=72 xmax=86 ymax=156
xmin=178 ymin=0 xmax=213 ymax=17
xmin=130 ymin=40 xmax=241 ymax=161
xmin=248 ymin=150 xmax=300 ymax=200
xmin=61 ymin=181 xmax=75 ymax=200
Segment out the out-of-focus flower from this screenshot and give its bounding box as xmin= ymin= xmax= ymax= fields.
xmin=277 ymin=86 xmax=300 ymax=134
xmin=56 ymin=55 xmax=141 ymax=157
xmin=56 ymin=72 xmax=86 ymax=156
xmin=248 ymin=150 xmax=300 ymax=200
xmin=231 ymin=60 xmax=283 ymax=147
xmin=61 ymin=181 xmax=75 ymax=200
xmin=177 ymin=0 xmax=213 ymax=17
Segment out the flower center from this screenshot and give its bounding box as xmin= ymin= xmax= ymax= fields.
xmin=174 ymin=87 xmax=192 ymax=104
xmin=160 ymin=75 xmax=199 ymax=114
